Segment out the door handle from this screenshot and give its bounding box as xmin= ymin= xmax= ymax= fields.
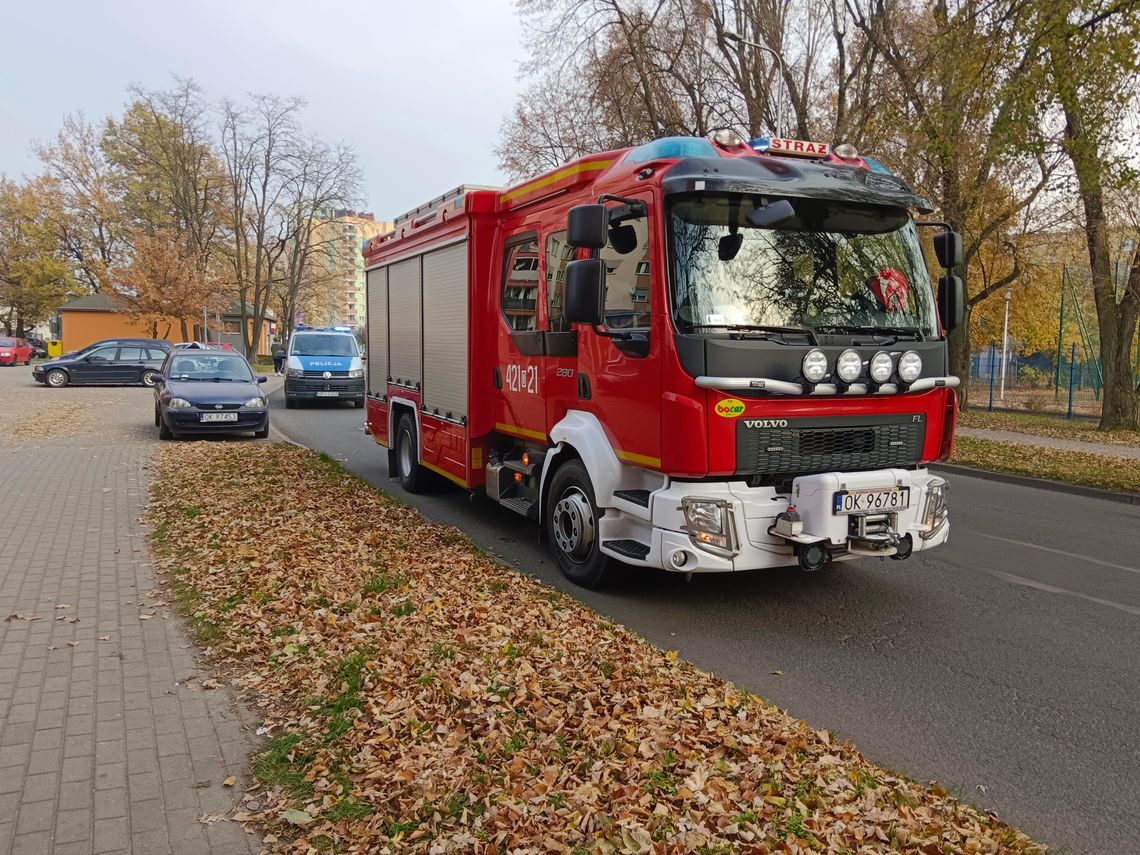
xmin=492 ymin=367 xmax=502 ymax=389
xmin=577 ymin=373 xmax=591 ymax=400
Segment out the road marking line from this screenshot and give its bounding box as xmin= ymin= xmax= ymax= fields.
xmin=975 ymin=532 xmax=1140 ymax=577
xmin=987 ymin=570 xmax=1140 ymax=617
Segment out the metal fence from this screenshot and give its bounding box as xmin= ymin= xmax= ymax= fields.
xmin=967 ymin=344 xmax=1113 ymax=417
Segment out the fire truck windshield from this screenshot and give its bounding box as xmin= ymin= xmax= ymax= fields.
xmin=669 ymin=193 xmax=938 ymax=338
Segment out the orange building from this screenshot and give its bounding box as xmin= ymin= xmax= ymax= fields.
xmin=59 ymin=294 xmax=273 ymax=355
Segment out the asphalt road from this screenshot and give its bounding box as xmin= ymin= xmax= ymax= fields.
xmin=268 ymin=390 xmax=1140 ymax=854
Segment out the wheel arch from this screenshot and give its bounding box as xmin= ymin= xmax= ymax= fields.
xmin=388 ymin=397 xmax=420 ymax=465
xmin=539 ymin=410 xmax=625 ymax=519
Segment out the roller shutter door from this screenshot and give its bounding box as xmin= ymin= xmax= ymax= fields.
xmin=421 ymin=242 xmax=468 ymax=420
xmin=365 ymin=267 xmax=388 ymax=396
xmin=387 ymin=257 xmax=422 ymax=387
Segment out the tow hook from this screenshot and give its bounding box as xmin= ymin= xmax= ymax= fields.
xmin=890 ymin=533 xmax=914 ymax=561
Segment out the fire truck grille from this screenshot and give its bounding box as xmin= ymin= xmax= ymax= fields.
xmin=735 ymin=414 xmax=925 ymax=478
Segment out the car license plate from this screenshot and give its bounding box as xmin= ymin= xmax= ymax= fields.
xmin=315 ymin=391 xmax=339 ymax=397
xmin=199 ymin=412 xmax=238 ymax=422
xmin=833 ymin=487 xmax=910 ymax=515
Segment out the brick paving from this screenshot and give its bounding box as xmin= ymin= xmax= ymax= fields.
xmin=0 ymin=370 xmax=259 ymax=854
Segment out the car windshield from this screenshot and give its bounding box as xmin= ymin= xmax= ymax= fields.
xmin=290 ymin=334 xmax=358 ymax=357
xmin=168 ymin=355 xmax=254 ymax=382
xmin=0 ymin=339 xmax=13 ymax=346
xmin=669 ymin=193 xmax=938 ymax=337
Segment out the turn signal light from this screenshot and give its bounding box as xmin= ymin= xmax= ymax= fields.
xmin=514 ymin=472 xmax=524 ymax=483
xmin=522 ymin=452 xmax=530 ymax=467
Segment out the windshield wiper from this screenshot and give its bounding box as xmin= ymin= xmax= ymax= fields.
xmin=813 ymin=324 xmax=924 ymax=341
xmin=687 ymin=323 xmax=818 ymax=344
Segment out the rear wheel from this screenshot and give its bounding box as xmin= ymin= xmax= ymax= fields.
xmin=545 ymin=459 xmax=611 ymax=589
xmin=46 ymin=369 xmax=68 ymax=388
xmin=141 ymin=370 xmax=161 ymax=388
xmin=395 ymin=413 xmax=425 ymax=493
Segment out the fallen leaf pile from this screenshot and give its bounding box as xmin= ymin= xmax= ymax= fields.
xmin=147 ymin=442 xmax=1047 ymax=854
xmin=8 ymin=400 xmax=99 ymax=438
xmin=951 ymin=436 xmax=1140 ymax=493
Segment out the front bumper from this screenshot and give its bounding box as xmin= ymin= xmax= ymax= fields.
xmin=284 ymin=376 xmax=364 ymax=399
xmin=162 ymin=409 xmax=268 ymax=433
xmin=599 ymin=468 xmax=949 ymax=573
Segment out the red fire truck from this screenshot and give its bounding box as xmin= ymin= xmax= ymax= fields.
xmin=363 ymin=131 xmax=964 ymax=588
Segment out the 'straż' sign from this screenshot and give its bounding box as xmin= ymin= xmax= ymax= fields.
xmin=768 ymin=138 xmax=830 ymax=157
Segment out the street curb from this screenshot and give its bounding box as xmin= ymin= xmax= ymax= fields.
xmin=931 ymin=462 xmax=1140 ymax=506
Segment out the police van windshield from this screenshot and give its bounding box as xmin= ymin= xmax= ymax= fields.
xmin=669 ymin=194 xmax=938 ymax=338
xmin=290 ymin=333 xmax=358 ymax=357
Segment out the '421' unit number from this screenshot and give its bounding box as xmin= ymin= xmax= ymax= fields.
xmin=505 ymin=364 xmax=538 ymax=394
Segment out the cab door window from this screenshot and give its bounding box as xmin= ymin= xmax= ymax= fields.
xmin=545 ymin=230 xmax=575 ymax=332
xmin=501 ymin=235 xmax=541 ymax=332
xmin=600 ymin=218 xmax=651 ymax=330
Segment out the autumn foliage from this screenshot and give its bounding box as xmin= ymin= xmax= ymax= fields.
xmin=147 ymin=442 xmax=1047 ymax=854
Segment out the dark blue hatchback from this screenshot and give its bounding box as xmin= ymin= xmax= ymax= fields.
xmin=153 ymin=351 xmax=269 ymax=440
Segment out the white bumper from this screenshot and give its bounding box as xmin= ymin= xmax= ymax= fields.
xmin=598 ymin=468 xmax=949 ymax=573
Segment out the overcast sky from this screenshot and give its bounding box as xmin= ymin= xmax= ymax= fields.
xmin=0 ymin=0 xmax=527 ymax=218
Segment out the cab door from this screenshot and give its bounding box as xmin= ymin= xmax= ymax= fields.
xmin=542 ymin=227 xmax=581 ymax=429
xmin=576 ymin=191 xmax=662 ymax=470
xmin=494 ymin=232 xmax=548 ymax=443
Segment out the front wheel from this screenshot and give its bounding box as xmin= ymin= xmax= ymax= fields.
xmin=45 ymin=369 xmax=69 ymax=388
xmin=395 ymin=413 xmax=425 ymax=493
xmin=545 ymin=459 xmax=612 ymax=589
xmin=254 ymin=422 xmax=269 ymax=439
xmin=157 ymin=418 xmax=173 ymax=440
xmin=141 ymin=370 xmax=161 ymax=387
xmin=285 ymin=397 xmax=297 ymax=409
xmin=353 ymin=397 xmax=365 ymax=409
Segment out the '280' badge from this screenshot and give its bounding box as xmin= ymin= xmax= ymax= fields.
xmin=714 ymin=398 xmax=746 ymax=418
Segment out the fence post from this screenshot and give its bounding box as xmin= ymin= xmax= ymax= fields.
xmin=1067 ymin=342 xmax=1076 ymax=419
xmin=988 ymin=343 xmax=996 ymax=412
xmin=1055 ymin=278 xmax=1065 ymax=399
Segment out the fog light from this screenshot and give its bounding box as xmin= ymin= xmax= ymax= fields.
xmin=670 ymin=550 xmax=689 ymax=568
xmin=869 ymin=351 xmax=893 ymax=384
xmin=801 ymin=349 xmax=828 ymax=383
xmin=898 ymin=350 xmax=923 ymax=383
xmin=836 ymin=349 xmax=862 ymax=383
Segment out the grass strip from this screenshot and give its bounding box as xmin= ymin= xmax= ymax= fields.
xmin=951 ymin=435 xmax=1140 ymax=493
xmin=147 ymin=441 xmax=1049 ymax=853
xmin=958 ymin=409 xmax=1140 ymax=447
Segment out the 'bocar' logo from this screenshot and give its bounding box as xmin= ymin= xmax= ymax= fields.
xmin=714 ymin=398 xmax=746 ymax=418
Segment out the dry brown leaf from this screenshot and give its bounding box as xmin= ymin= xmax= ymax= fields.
xmin=223 ymin=776 xmax=236 ymax=787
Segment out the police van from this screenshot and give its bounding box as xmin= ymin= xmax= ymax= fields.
xmin=283 ymin=326 xmax=365 ymax=408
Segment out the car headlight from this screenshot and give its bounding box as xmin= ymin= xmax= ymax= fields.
xmin=920 ymin=478 xmax=949 ymax=540
xmin=836 ymin=349 xmax=862 ymax=383
xmin=286 ymin=367 xmax=304 ymax=377
xmin=869 ymin=351 xmax=894 ymax=384
xmin=680 ymin=497 xmax=738 ymax=555
xmin=348 ymin=369 xmax=364 ymax=379
xmin=243 ymin=397 xmax=266 ymax=409
xmin=801 ymin=349 xmax=828 ymax=383
xmin=898 ymin=350 xmax=923 ymax=383
xmin=167 ymin=398 xmax=192 ymax=410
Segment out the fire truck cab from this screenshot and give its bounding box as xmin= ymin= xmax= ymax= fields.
xmin=363 ymin=132 xmax=964 ymax=588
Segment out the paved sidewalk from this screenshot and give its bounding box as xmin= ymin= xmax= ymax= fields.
xmin=0 ymin=374 xmax=259 ymax=854
xmin=956 ymin=426 xmax=1140 ymax=460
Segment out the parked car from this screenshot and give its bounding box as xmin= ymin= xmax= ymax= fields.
xmin=154 ymin=351 xmax=269 ymax=440
xmin=62 ymin=338 xmax=173 ymax=359
xmin=172 ymin=341 xmax=232 ymax=351
xmin=0 ymin=337 xmax=33 ymax=366
xmin=32 ymin=344 xmax=168 ymax=388
xmin=24 ymin=336 xmax=48 ymax=358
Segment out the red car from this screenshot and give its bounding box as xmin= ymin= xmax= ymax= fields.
xmin=0 ymin=337 xmax=33 ymax=366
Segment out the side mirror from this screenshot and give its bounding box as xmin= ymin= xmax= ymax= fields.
xmin=257 ymin=375 xmax=268 ymax=384
xmin=567 ymin=204 xmax=609 ymax=249
xmin=152 ymin=376 xmax=165 ymax=386
xmin=745 ymin=199 xmax=796 ymax=229
xmin=933 ymin=231 xmax=963 ymax=268
xmin=938 ymin=274 xmax=965 ymax=331
xmin=564 ymin=258 xmax=605 ymax=325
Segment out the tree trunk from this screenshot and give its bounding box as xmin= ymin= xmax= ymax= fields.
xmin=948 ymin=306 xmax=973 ymax=408
xmin=180 ymin=317 xmax=189 ymax=342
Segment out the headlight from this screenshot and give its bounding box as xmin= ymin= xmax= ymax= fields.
xmin=286 ymin=367 xmax=304 ymax=377
xmin=167 ymin=398 xmax=192 ymax=410
xmin=243 ymin=397 xmax=266 ymax=409
xmin=348 ymin=369 xmax=364 ymax=379
xmin=801 ymin=349 xmax=828 ymax=383
xmin=836 ymin=349 xmax=862 ymax=383
xmin=920 ymin=478 xmax=949 ymax=540
xmin=869 ymin=351 xmax=894 ymax=384
xmin=898 ymin=350 xmax=923 ymax=383
xmin=680 ymin=497 xmax=738 ymax=555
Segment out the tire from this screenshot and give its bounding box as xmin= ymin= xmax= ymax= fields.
xmin=45 ymin=369 xmax=69 ymax=388
xmin=254 ymin=422 xmax=269 ymax=439
xmin=353 ymin=397 xmax=365 ymax=409
xmin=394 ymin=413 xmax=425 ymax=493
xmin=141 ymin=370 xmax=161 ymax=388
xmin=154 ymin=406 xmax=161 ymax=427
xmin=285 ymin=397 xmax=297 ymax=409
xmin=545 ymin=459 xmax=612 ymax=589
xmin=157 ymin=418 xmax=173 ymax=440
